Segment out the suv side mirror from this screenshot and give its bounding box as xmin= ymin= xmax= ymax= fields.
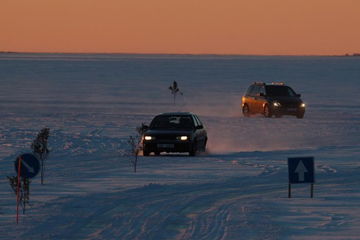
xmin=196 ymin=125 xmax=203 ymax=130
xmin=257 ymin=93 xmax=265 ymax=97
xmin=296 ymin=94 xmax=301 ymax=97
xmin=138 ymin=124 xmax=149 ymax=134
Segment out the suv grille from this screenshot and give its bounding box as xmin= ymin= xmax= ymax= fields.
xmin=281 ymin=102 xmax=299 ymax=108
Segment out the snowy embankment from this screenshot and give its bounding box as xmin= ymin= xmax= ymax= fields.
xmin=0 ymin=54 xmax=360 ymax=239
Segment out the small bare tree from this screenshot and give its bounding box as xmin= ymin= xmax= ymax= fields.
xmin=31 ymin=128 xmax=50 ymax=184
xmin=127 ymin=123 xmax=148 ymax=172
xmin=128 ymin=136 xmax=140 ymax=173
xmin=169 ymin=81 xmax=183 ymax=104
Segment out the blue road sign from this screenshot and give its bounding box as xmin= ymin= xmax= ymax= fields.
xmin=14 ymin=153 xmax=40 ymax=178
xmin=288 ymin=157 xmax=314 ymax=184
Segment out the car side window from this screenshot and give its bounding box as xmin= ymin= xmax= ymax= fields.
xmin=250 ymin=85 xmax=259 ymax=96
xmin=246 ymin=85 xmax=254 ymax=96
xmin=194 ymin=115 xmax=203 ymax=128
xmin=192 ymin=115 xmax=199 ymax=128
xmin=259 ymin=86 xmax=266 ymax=95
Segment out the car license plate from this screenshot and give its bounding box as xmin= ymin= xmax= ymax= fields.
xmin=157 ymin=144 xmax=174 ymax=148
xmin=287 ymin=108 xmax=297 ymax=112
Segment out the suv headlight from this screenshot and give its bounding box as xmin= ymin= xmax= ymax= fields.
xmin=144 ymin=136 xmax=154 ymax=141
xmin=273 ymin=101 xmax=281 ymax=107
xmin=300 ymin=103 xmax=306 ymax=108
xmin=177 ymin=136 xmax=188 ymax=141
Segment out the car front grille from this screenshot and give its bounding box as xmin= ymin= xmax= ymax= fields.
xmin=155 ymin=135 xmax=177 ymax=140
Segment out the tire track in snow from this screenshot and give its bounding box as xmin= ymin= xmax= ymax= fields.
xmin=16 ymin=177 xmax=285 ymax=240
xmin=181 ymin=203 xmax=232 ymax=240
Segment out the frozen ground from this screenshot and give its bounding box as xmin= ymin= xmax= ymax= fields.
xmin=0 ymin=53 xmax=359 ymax=239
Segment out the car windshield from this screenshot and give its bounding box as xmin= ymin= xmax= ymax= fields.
xmin=265 ymin=86 xmax=297 ymax=97
xmin=150 ymin=115 xmax=194 ymax=130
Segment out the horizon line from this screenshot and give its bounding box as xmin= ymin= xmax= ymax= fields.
xmin=0 ymin=50 xmax=357 ymax=57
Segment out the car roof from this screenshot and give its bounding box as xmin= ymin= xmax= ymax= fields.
xmin=157 ymin=112 xmax=194 ymax=116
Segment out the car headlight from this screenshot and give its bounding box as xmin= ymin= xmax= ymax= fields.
xmin=300 ymin=103 xmax=306 ymax=108
xmin=177 ymin=136 xmax=188 ymax=141
xmin=273 ymin=101 xmax=281 ymax=107
xmin=144 ymin=136 xmax=153 ymax=141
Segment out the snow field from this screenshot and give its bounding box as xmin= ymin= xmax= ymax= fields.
xmin=0 ymin=53 xmax=360 ymax=239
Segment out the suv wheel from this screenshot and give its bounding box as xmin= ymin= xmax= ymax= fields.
xmin=242 ymin=104 xmax=250 ymax=117
xmin=296 ymin=112 xmax=304 ymax=119
xmin=263 ymin=105 xmax=272 ymax=118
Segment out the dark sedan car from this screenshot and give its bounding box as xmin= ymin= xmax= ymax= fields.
xmin=142 ymin=112 xmax=207 ymax=156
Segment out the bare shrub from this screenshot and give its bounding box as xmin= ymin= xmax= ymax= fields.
xmin=169 ymin=81 xmax=183 ymax=104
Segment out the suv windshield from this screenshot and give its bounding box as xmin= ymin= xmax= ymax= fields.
xmin=265 ymin=86 xmax=296 ymax=97
xmin=150 ymin=115 xmax=194 ymax=130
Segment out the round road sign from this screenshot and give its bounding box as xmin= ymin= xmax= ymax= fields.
xmin=14 ymin=153 xmax=40 ymax=178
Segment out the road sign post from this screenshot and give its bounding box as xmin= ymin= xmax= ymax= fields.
xmin=14 ymin=153 xmax=40 ymax=223
xmin=288 ymin=157 xmax=315 ymax=198
xmin=16 ymin=157 xmax=22 ymax=224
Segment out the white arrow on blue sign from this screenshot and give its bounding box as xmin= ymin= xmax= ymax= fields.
xmin=14 ymin=153 xmax=40 ymax=179
xmin=288 ymin=157 xmax=314 ymax=184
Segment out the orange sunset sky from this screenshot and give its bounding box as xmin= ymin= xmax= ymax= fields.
xmin=1 ymin=0 xmax=359 ymax=55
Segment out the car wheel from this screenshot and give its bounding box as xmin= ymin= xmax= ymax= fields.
xmin=202 ymin=138 xmax=207 ymax=152
xmin=242 ymin=104 xmax=250 ymax=117
xmin=263 ymin=105 xmax=272 ymax=118
xmin=189 ymin=142 xmax=197 ymax=156
xmin=143 ymin=148 xmax=150 ymax=156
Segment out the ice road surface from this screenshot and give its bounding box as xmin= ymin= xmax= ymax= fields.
xmin=0 ymin=53 xmax=360 ymax=239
